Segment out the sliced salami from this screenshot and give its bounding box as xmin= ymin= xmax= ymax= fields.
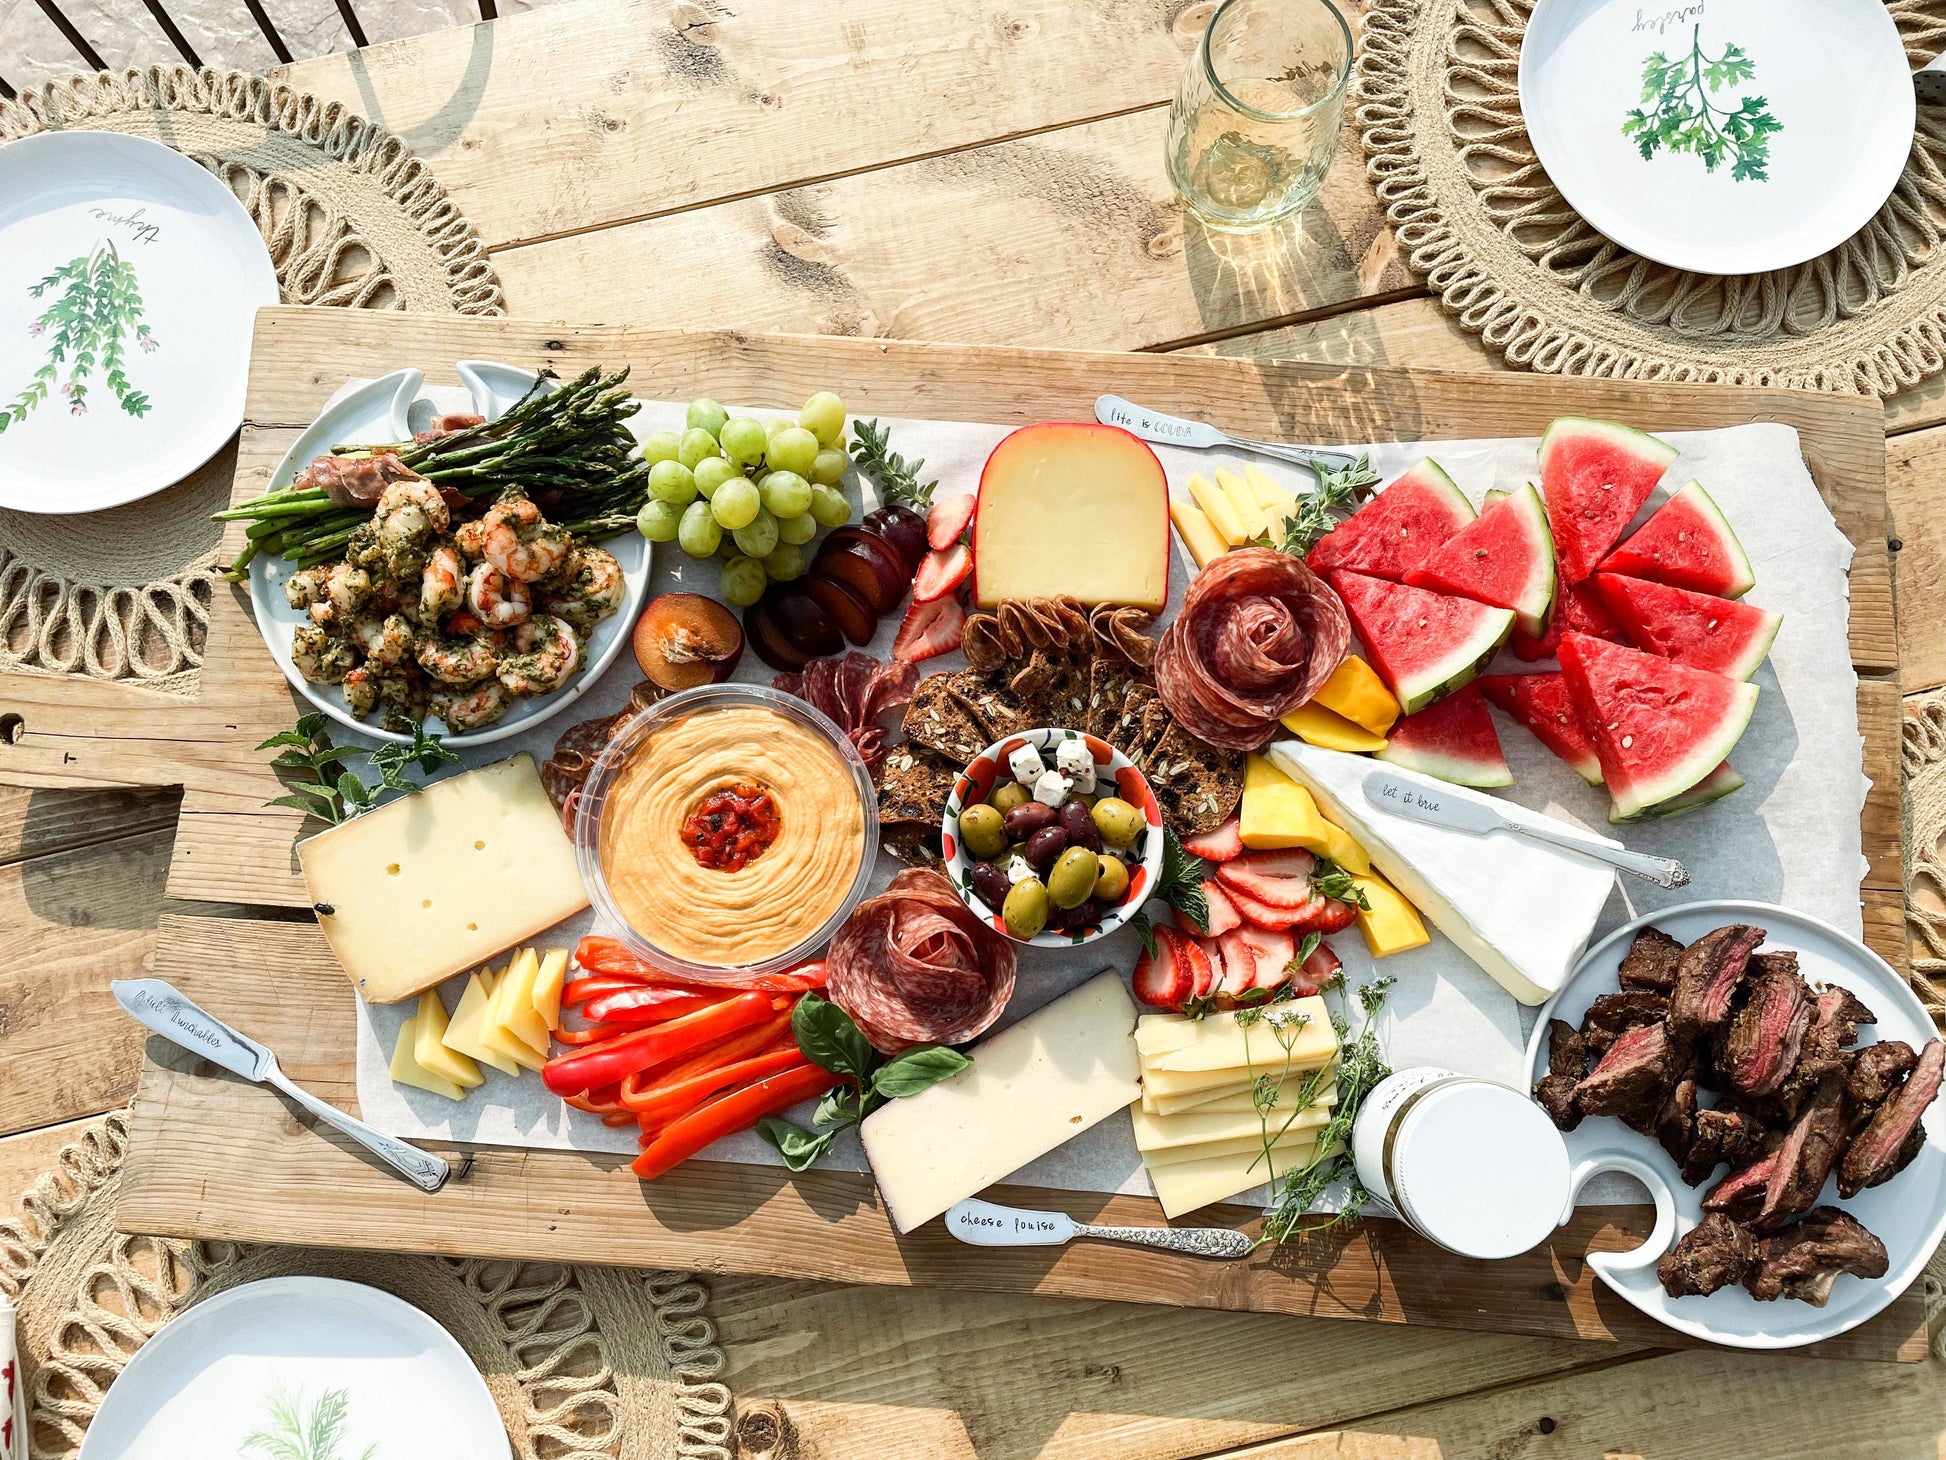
xmin=773 ymin=652 xmax=919 ymax=770
xmin=827 ymin=868 xmax=1017 ymax=1052
xmin=1154 ymin=548 xmax=1351 ymax=750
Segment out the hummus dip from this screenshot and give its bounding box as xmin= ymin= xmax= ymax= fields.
xmin=599 ymin=703 xmax=865 ymax=966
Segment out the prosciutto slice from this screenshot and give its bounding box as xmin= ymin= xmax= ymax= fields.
xmin=1153 ymin=548 xmax=1350 ymax=750
xmin=827 ymin=868 xmax=1017 ymax=1053
xmin=773 ymin=651 xmax=917 ymax=770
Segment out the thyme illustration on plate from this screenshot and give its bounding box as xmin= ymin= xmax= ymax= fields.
xmin=1623 ymin=25 xmax=1782 ymax=182
xmin=0 ymin=239 xmax=158 ymax=435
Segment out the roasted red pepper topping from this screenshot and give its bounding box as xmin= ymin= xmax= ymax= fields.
xmin=679 ymin=781 xmax=782 ymax=871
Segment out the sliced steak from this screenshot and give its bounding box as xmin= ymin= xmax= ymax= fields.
xmin=1722 ymin=959 xmax=1812 ymax=1098
xmin=1667 ymin=924 xmax=1766 ymax=1043
xmin=1837 ymin=1037 xmax=1942 ymax=1199
xmin=1618 ymin=926 xmax=1686 ymax=993
xmin=1777 ymin=986 xmax=1874 ymax=1117
xmin=1754 ymin=1074 xmax=1850 ymax=1230
xmin=1575 ymin=1021 xmax=1682 ymax=1132
xmin=1655 ymin=1071 xmax=1700 ymax=1168
xmin=1744 ymin=1206 xmax=1889 ymax=1306
xmin=1681 ymin=1105 xmax=1771 ymax=1187
xmin=1704 ymin=1152 xmax=1779 ymax=1224
xmin=1534 ymin=1073 xmax=1584 ymax=1131
xmin=1845 ymin=1040 xmax=1919 ymax=1120
xmin=1658 ymin=1212 xmax=1759 ymax=1298
xmin=1546 ymin=1017 xmax=1591 ymax=1078
xmin=1580 ymin=990 xmax=1672 ymax=1054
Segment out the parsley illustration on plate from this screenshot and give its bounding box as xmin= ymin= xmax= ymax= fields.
xmin=1622 ymin=25 xmax=1782 ymax=183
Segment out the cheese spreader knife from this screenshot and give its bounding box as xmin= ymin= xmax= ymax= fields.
xmin=1094 ymin=394 xmax=1359 ymax=478
xmin=946 ymin=1198 xmax=1256 ymax=1259
xmin=112 ymin=978 xmax=450 ymax=1192
xmin=1360 ymin=769 xmax=1689 ymax=889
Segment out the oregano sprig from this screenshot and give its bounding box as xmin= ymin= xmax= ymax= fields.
xmin=1273 ymin=455 xmax=1381 ymax=557
xmin=849 ymin=418 xmax=937 ymax=511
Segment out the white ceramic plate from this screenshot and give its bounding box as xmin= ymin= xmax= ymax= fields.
xmin=0 ymin=131 xmax=279 ymax=513
xmin=1524 ymin=901 xmax=1946 ymax=1350
xmin=248 ymin=361 xmax=651 ymax=748
xmin=1520 ymin=0 xmax=1913 ymax=274
xmin=79 ymin=1276 xmax=508 ymax=1459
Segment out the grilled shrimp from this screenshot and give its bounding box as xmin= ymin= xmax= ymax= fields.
xmin=376 ymin=666 xmax=429 ymax=731
xmin=344 ymin=522 xmax=386 ymax=576
xmin=481 ymin=492 xmax=571 ymax=583
xmin=539 ymin=545 xmax=625 ymax=634
xmin=350 ymin=612 xmax=418 ymax=671
xmin=430 ymin=680 xmax=511 ymax=732
xmin=498 ymin=613 xmax=581 ymax=697
xmin=418 ymin=631 xmax=499 ymax=686
xmin=375 ymin=478 xmax=450 ymax=575
xmin=342 ymin=664 xmax=379 ymax=718
xmin=291 ymin=623 xmax=356 ymax=683
xmin=466 ymin=560 xmax=532 ymax=628
xmin=452 ymin=517 xmax=490 ymax=562
xmin=421 ymin=543 xmax=464 ymax=622
xmin=284 ymin=567 xmax=327 ymax=613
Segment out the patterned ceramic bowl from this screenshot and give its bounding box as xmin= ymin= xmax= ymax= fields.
xmin=941 ymin=726 xmax=1166 ymax=948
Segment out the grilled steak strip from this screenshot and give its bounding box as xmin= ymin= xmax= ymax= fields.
xmin=1574 ymin=1021 xmax=1682 ymax=1133
xmin=1667 ymin=924 xmax=1766 ymax=1042
xmin=1617 ymin=926 xmax=1686 ymax=993
xmin=1722 ymin=959 xmax=1812 ymax=1098
xmin=1754 ymin=1074 xmax=1850 ymax=1230
xmin=1743 ymin=1206 xmax=1889 ymax=1305
xmin=1837 ymin=1037 xmax=1942 ymax=1199
xmin=1657 ymin=1212 xmax=1759 ymax=1298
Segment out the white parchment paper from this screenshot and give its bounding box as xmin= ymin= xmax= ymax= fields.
xmin=346 ymin=393 xmax=1860 ymax=1211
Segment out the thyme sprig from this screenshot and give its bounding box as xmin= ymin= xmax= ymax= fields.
xmin=1273 ymin=455 xmax=1382 ymax=557
xmin=258 ymin=712 xmax=458 ymax=824
xmin=849 ymin=418 xmax=936 ymax=511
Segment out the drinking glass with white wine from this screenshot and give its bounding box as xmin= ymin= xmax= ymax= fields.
xmin=1165 ymin=0 xmax=1353 ymax=232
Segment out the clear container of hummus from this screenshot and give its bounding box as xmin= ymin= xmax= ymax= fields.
xmin=572 ymin=684 xmax=878 ymax=983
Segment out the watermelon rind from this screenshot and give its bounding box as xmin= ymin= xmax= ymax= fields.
xmin=1590 ymin=573 xmax=1780 ymax=682
xmin=1559 ymin=632 xmax=1758 ymax=820
xmin=1538 ymin=417 xmax=1679 ymax=585
xmin=1307 ymin=458 xmax=1475 ymax=582
xmin=1330 ymin=570 xmax=1516 ymax=715
xmin=1405 ymin=481 xmax=1557 ymax=639
xmin=1375 ymin=685 xmax=1513 ymax=789
xmin=1608 ymin=761 xmax=1745 ymax=824
xmin=1478 ymin=672 xmax=1603 ymax=786
xmin=1597 ymin=480 xmax=1756 ymax=600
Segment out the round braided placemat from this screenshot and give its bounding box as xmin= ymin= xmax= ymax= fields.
xmin=1355 ymin=0 xmax=1946 ymax=395
xmin=0 ymin=65 xmax=506 ymax=693
xmin=0 ymin=1114 xmax=732 ymax=1459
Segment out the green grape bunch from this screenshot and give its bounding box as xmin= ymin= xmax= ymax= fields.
xmin=1622 ymin=26 xmax=1782 ymax=183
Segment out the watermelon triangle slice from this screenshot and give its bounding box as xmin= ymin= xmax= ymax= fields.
xmin=1558 ymin=632 xmax=1758 ymax=820
xmin=1375 ymin=684 xmax=1511 ymax=788
xmin=1328 ymin=569 xmax=1515 ymax=714
xmin=1590 ymin=573 xmax=1779 ymax=681
xmin=1597 ymin=480 xmax=1755 ymax=598
xmin=1539 ymin=418 xmax=1679 ymax=584
xmin=1609 ymin=761 xmax=1744 ymax=825
xmin=1307 ymin=458 xmax=1474 ymax=583
xmin=1509 ymin=579 xmax=1630 ymax=662
xmin=1403 ymin=481 xmax=1556 ymax=638
xmin=1478 ymin=672 xmax=1603 ymax=786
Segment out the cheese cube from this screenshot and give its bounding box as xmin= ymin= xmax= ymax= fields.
xmin=1169 ymin=497 xmax=1229 ymax=569
xmin=1149 ymin=1137 xmax=1338 ymax=1219
xmin=973 ymin=424 xmax=1169 ymax=611
xmin=1352 ymin=872 xmax=1431 ymax=958
xmin=413 ymin=989 xmax=483 ymax=1088
xmin=1312 ymin=656 xmax=1401 ymax=736
xmin=1244 ymin=464 xmax=1299 ymax=535
xmin=859 ymin=971 xmax=1140 ymax=1232
xmin=389 ymin=1014 xmax=466 ymax=1101
xmin=1054 ymin=739 xmax=1096 ymax=794
xmin=1213 ymin=469 xmax=1268 ymax=541
xmin=491 ymin=947 xmax=552 ymax=1057
xmin=299 ymin=755 xmax=589 ymax=1003
xmin=442 ymin=969 xmax=521 ymax=1077
xmin=1240 ymin=754 xmax=1328 ymax=850
xmin=1188 ymin=474 xmax=1252 ymax=547
xmin=1009 ymin=744 xmax=1047 ymax=785
xmin=533 ymin=948 xmax=569 ymax=1031
xmin=1280 ymin=700 xmax=1389 ymax=755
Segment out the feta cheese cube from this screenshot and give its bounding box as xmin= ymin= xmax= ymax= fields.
xmin=1008 ymin=745 xmax=1047 ymax=784
xmin=1032 ymin=770 xmax=1073 ymax=807
xmin=1006 ymin=855 xmax=1036 ymax=885
xmin=1054 ymin=739 xmax=1097 ymax=793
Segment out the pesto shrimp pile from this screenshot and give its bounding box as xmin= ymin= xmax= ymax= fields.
xmin=286 ymin=476 xmax=624 ymax=733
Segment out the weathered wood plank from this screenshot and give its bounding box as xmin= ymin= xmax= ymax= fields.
xmin=0 ymin=785 xmax=179 ymax=866
xmin=1887 ymin=423 xmax=1946 ymax=695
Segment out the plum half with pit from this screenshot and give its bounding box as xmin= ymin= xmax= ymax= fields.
xmin=632 ymin=593 xmax=745 ymax=692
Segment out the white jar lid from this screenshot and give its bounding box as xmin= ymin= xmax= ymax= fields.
xmin=1391 ymin=1081 xmax=1570 ymax=1260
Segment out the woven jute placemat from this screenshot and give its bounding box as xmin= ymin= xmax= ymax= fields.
xmin=0 ymin=1113 xmax=733 ymax=1458
xmin=1354 ymin=0 xmax=1946 ymax=395
xmin=0 ymin=65 xmax=506 ymax=694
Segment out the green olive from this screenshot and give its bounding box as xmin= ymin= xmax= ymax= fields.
xmin=956 ymin=803 xmax=1008 ymax=860
xmin=1046 ymin=846 xmax=1101 ymax=909
xmin=1093 ymin=855 xmax=1130 ymax=903
xmin=989 ymin=780 xmax=1031 ymax=814
xmin=1002 ymin=878 xmax=1050 ymax=939
xmin=1090 ymin=796 xmax=1144 ymax=849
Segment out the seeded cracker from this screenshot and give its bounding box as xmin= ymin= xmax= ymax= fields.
xmin=903 ymin=673 xmax=997 ymax=766
xmin=1128 ymin=696 xmax=1176 ymax=769
xmin=876 ymin=745 xmax=962 ymax=828
xmin=945 ymin=669 xmax=1033 ymax=740
xmin=1086 ymin=656 xmax=1148 ymax=744
xmin=1006 ymin=650 xmax=1091 ymax=731
xmin=1141 ymin=722 xmax=1244 ymax=835
xmin=882 ymin=822 xmax=945 ymax=869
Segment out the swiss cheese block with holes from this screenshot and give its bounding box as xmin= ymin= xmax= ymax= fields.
xmin=298 ymin=754 xmax=589 ymax=1003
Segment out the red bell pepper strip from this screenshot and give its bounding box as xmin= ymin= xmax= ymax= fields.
xmin=563 ymin=975 xmax=651 ymax=1005
xmin=575 ymin=937 xmax=829 ymax=994
xmin=744 ymin=959 xmax=828 ymax=993
xmin=631 ymin=1062 xmax=844 ymax=1180
xmin=602 ymin=1111 xmax=636 ymax=1128
xmin=618 ymin=1010 xmax=795 ymax=1102
xmin=562 ymin=1082 xmax=627 ymax=1116
xmin=580 ymin=987 xmax=719 ymax=1026
xmin=619 ymin=1044 xmax=810 ymax=1127
xmin=542 ymin=991 xmax=774 ymax=1097
xmin=551 ymin=1020 xmax=630 ymax=1047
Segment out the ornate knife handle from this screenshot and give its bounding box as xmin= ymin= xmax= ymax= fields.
xmin=1073 ymin=1221 xmax=1256 ymax=1260
xmin=266 ymin=1064 xmax=451 ymax=1192
xmin=1516 ymin=819 xmax=1691 ymax=889
xmin=1222 ymin=434 xmax=1360 ymax=476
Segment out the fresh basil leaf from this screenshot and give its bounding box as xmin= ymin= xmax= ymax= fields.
xmin=791 ymin=994 xmax=876 ymax=1081
xmin=872 ymin=1045 xmax=972 ymax=1099
xmin=757 ymin=1117 xmax=834 ymax=1173
xmin=812 ymin=1087 xmax=856 ymax=1130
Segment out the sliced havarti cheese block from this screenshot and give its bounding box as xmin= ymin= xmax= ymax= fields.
xmin=1213 ymin=468 xmax=1268 ymax=541
xmin=1135 ymin=999 xmax=1336 ymax=1073
xmin=1141 ymin=1063 xmax=1278 ymax=1099
xmin=1149 ymin=1137 xmax=1341 ymax=1219
xmin=532 ymin=948 xmax=569 ymax=1031
xmin=413 ymin=989 xmax=483 ymax=1089
xmin=1142 ymin=1068 xmax=1339 ymax=1117
xmin=859 ymin=971 xmax=1139 ymax=1233
xmin=1265 ymin=740 xmax=1615 ymax=1004
xmin=442 ymin=968 xmax=521 ymax=1077
xmin=1142 ymin=1130 xmax=1329 ymax=1169
xmin=390 ymin=1014 xmax=466 ymax=1101
xmin=1133 ymin=1095 xmax=1334 ymax=1154
xmin=1169 ymin=496 xmax=1229 ymax=570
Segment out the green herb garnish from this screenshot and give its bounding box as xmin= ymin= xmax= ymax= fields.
xmin=1150 ymin=828 xmax=1209 ymax=931
xmin=849 ymin=418 xmax=936 ymax=511
xmin=758 ymin=993 xmax=972 ymax=1171
xmin=1311 ymin=857 xmax=1371 ymax=911
xmin=1623 ymin=27 xmax=1780 ymax=182
xmin=259 ymin=712 xmax=456 ymax=824
xmin=1272 ymin=455 xmax=1382 ymax=557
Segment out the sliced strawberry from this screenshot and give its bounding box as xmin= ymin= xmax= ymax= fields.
xmin=1195 ymin=881 xmax=1242 ymax=937
xmin=1180 ymin=931 xmax=1217 ymax=999
xmin=912 ymin=543 xmax=973 ymax=603
xmin=892 ymin=594 xmax=965 ymax=662
xmin=1223 ymin=883 xmax=1326 ymax=932
xmin=1234 ymin=927 xmax=1296 ymax=990
xmin=1215 ymin=931 xmax=1260 ymax=997
xmin=1133 ymin=928 xmax=1189 ymax=1010
xmin=1182 ymin=817 xmax=1244 ymax=863
xmin=1303 ymin=897 xmax=1358 ymax=935
xmin=927 ymin=493 xmax=977 ymax=551
xmin=1290 ymin=940 xmax=1344 ymax=997
xmin=1216 ymin=849 xmax=1320 ymax=909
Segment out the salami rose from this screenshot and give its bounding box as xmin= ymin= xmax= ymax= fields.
xmin=827 ymin=868 xmax=1017 ymax=1052
xmin=1154 ymin=548 xmax=1350 ymax=751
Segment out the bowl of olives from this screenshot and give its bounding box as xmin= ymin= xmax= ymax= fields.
xmin=940 ymin=727 xmax=1165 ymax=947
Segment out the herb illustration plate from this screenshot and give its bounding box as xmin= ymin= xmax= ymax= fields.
xmin=1524 ymin=901 xmax=1946 ymax=1350
xmin=77 ymin=1276 xmax=509 ymax=1459
xmin=1519 ymin=0 xmax=1913 ymax=275
xmin=0 ymin=131 xmax=279 ymax=514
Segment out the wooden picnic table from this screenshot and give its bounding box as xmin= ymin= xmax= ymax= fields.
xmin=3 ymin=0 xmax=1945 ymax=1452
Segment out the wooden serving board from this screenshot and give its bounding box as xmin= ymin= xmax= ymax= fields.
xmin=1 ymin=308 xmax=1915 ymax=1357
